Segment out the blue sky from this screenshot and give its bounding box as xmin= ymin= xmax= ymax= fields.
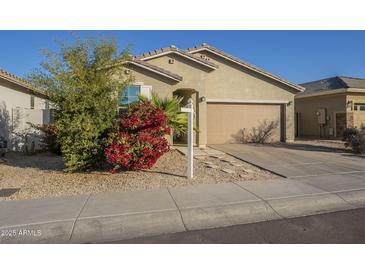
xmin=0 ymin=30 xmax=364 ymax=84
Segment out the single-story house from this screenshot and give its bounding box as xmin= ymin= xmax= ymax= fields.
xmin=124 ymin=43 xmax=304 ymax=147
xmin=295 ymin=76 xmax=365 ymax=139
xmin=0 ymin=68 xmax=50 ymax=151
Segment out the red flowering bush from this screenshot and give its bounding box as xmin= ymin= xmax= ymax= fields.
xmin=104 ymin=101 xmax=171 ymax=172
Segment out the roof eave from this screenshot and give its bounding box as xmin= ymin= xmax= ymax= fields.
xmin=126 ymin=61 xmax=182 ymax=82
xmin=0 ymin=73 xmax=47 ymax=98
xmin=295 ymin=88 xmax=349 ymax=99
xmin=139 ymin=50 xmax=218 ymax=70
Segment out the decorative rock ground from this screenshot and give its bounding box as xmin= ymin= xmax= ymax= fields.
xmin=220 ymin=159 xmax=231 ymax=163
xmin=210 ymin=156 xmax=224 ymax=160
xmin=194 ymin=156 xmax=207 ymax=160
xmin=221 ymin=168 xmax=235 ymax=174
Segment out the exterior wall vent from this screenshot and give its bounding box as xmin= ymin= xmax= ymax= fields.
xmin=200 ymin=54 xmax=210 ymax=61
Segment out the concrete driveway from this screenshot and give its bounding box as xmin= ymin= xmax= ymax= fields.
xmin=210 ymin=143 xmax=365 ymax=178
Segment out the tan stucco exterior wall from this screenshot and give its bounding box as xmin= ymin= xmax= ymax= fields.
xmin=195 ymin=51 xmax=296 ymax=142
xmin=295 ymin=92 xmax=347 ymax=138
xmin=0 ymin=78 xmax=48 ymax=150
xmin=128 ymin=51 xmax=298 ymax=146
xmin=347 ymin=93 xmax=365 ymax=129
xmin=129 ymin=54 xmax=211 ymax=145
xmin=147 ymin=54 xmax=212 ymax=146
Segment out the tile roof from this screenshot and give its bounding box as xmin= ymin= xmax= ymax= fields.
xmin=0 ymin=68 xmax=47 ymax=98
xmin=187 ymin=43 xmax=305 ymax=92
xmin=127 ymin=59 xmax=183 ymax=81
xmin=135 ymin=45 xmax=218 ymax=69
xmin=300 ymin=76 xmax=365 ymax=93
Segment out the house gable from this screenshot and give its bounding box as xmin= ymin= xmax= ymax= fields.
xmin=188 ymin=49 xmax=298 ymax=101
xmin=144 ymin=53 xmax=211 ymax=93
xmin=137 ymin=45 xmax=218 ymax=70
xmin=188 ymin=44 xmax=304 ymax=93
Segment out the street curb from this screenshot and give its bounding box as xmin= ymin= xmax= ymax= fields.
xmin=1 ymin=187 xmax=365 ymax=243
xmin=71 ymin=209 xmax=186 ymax=244
xmin=178 ymin=200 xmax=280 ymax=231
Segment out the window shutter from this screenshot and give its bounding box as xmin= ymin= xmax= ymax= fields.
xmin=140 ymin=85 xmax=152 ymax=100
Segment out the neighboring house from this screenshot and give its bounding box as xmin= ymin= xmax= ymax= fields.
xmin=0 ymin=68 xmax=50 ymax=151
xmin=295 ymin=76 xmax=365 ymax=139
xmin=124 ymin=43 xmax=304 ymax=147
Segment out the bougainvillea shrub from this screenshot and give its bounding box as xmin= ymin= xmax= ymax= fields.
xmin=104 ymin=101 xmax=171 ymax=172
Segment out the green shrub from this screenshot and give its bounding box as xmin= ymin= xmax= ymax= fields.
xmin=343 ymin=127 xmax=365 ymax=154
xmin=30 ymin=123 xmax=61 ymax=155
xmin=29 ymin=36 xmax=132 ymax=171
xmin=342 ymin=128 xmax=359 ymax=143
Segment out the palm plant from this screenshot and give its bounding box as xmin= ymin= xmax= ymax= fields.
xmin=139 ymin=92 xmax=188 ymax=137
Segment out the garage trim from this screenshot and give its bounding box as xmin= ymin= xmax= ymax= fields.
xmin=206 ymin=98 xmax=289 ymax=104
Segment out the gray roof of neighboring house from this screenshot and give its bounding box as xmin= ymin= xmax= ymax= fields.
xmin=135 ymin=45 xmax=219 ymax=69
xmin=300 ymin=76 xmax=365 ymax=94
xmin=0 ymin=68 xmax=47 ymax=98
xmin=127 ymin=59 xmax=183 ymax=81
xmin=187 ymin=43 xmax=305 ymax=92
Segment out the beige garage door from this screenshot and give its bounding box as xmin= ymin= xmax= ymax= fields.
xmin=207 ymin=103 xmax=282 ymax=144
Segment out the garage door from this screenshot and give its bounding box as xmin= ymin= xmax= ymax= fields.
xmin=207 ymin=103 xmax=282 ymax=144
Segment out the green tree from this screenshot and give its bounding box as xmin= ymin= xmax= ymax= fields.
xmin=29 ymin=36 xmax=132 ymax=172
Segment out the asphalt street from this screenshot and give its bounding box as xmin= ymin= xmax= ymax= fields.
xmin=108 ymin=208 xmax=365 ymax=244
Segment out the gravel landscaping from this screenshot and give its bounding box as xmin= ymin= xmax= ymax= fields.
xmin=0 ymin=149 xmax=277 ymax=201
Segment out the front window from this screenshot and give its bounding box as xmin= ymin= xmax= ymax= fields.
xmin=354 ymin=103 xmax=365 ymax=111
xmin=120 ymin=85 xmax=141 ymax=107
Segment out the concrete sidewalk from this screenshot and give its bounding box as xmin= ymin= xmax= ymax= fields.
xmin=1 ymin=173 xmax=365 ymax=243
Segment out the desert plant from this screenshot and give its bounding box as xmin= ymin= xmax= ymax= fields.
xmin=104 ymin=101 xmax=170 ymax=172
xmin=343 ymin=127 xmax=365 ymax=154
xmin=342 ymin=128 xmax=359 ymax=144
xmin=28 ymin=35 xmax=132 ymax=171
xmin=242 ymin=120 xmax=279 ymax=144
xmin=139 ymin=92 xmax=188 ymax=137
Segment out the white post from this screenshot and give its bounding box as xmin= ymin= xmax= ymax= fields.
xmin=187 ymin=98 xmax=193 ymax=179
